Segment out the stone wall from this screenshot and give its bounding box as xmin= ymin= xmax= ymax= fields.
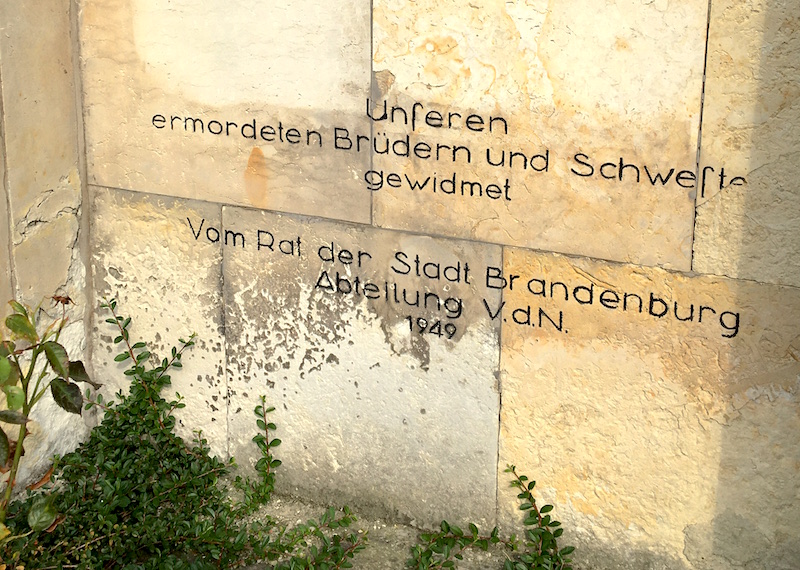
xmin=3 ymin=0 xmax=799 ymax=568
xmin=0 ymin=0 xmax=89 ymax=486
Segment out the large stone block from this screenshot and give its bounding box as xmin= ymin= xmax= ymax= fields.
xmin=693 ymin=0 xmax=800 ymax=288
xmin=222 ymin=206 xmax=501 ymax=527
xmin=90 ymin=187 xmax=227 ymax=456
xmin=0 ymin=0 xmax=84 ymax=306
xmin=372 ymin=0 xmax=713 ymax=271
xmin=80 ymin=0 xmax=372 ymax=223
xmin=497 ymin=247 xmax=800 ymax=568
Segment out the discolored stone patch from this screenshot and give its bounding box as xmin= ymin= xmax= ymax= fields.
xmin=90 ymin=187 xmax=228 ymax=456
xmin=222 ymin=206 xmax=502 ymax=527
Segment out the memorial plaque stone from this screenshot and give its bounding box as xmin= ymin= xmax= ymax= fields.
xmin=222 ymin=206 xmax=502 ymax=526
xmin=81 ymin=0 xmax=372 ymax=222
xmin=372 ymin=0 xmax=710 ymax=270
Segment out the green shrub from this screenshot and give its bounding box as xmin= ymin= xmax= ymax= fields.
xmin=0 ymin=296 xmax=97 ymax=537
xmin=0 ymin=298 xmax=366 ymax=569
xmin=406 ymin=467 xmax=574 ymax=570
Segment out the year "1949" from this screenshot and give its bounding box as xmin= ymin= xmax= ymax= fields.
xmin=406 ymin=316 xmax=457 ymax=339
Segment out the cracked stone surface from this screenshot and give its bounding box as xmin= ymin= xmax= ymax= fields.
xmin=693 ymin=0 xmax=800 ymax=288
xmin=0 ymin=0 xmax=88 ymax=490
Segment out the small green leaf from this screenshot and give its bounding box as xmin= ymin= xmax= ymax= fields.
xmin=0 ymin=410 xmax=28 ymax=424
xmin=28 ymin=494 xmax=57 ymax=531
xmin=0 ymin=357 xmax=9 ymax=383
xmin=0 ymin=426 xmax=9 ymax=466
xmin=9 ymin=300 xmax=28 ymax=317
xmin=4 ymin=385 xmax=24 ymax=410
xmin=0 ymin=340 xmax=14 ymax=358
xmin=559 ymin=546 xmax=575 ymax=556
xmin=5 ymin=314 xmax=37 ymax=343
xmin=69 ymin=360 xmax=101 ymax=389
xmin=51 ymin=378 xmax=83 ymax=415
xmin=43 ymin=341 xmax=70 ymax=379
xmin=0 ymin=522 xmax=9 ymax=541
xmin=540 ymin=505 xmax=553 ymax=514
xmin=2 ymin=360 xmax=20 ymax=388
xmin=114 ymin=352 xmax=130 ymax=362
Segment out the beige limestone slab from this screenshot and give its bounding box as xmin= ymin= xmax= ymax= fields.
xmin=0 ymin=0 xmax=84 ymax=306
xmin=222 ymin=206 xmax=502 ymax=527
xmin=90 ymin=186 xmax=227 ymax=456
xmin=693 ymin=0 xmax=800 ymax=288
xmin=80 ymin=0 xmax=372 ymax=223
xmin=497 ymin=247 xmax=800 ymax=568
xmin=371 ymin=0 xmax=714 ymax=271
xmin=0 ymin=0 xmax=88 ymax=489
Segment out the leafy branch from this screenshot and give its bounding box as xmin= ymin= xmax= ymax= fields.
xmin=0 ymin=297 xmax=98 ymax=537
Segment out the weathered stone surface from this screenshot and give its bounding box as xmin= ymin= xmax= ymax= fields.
xmin=0 ymin=0 xmax=87 ymax=490
xmin=372 ymin=0 xmax=711 ymax=271
xmin=498 ymin=247 xmax=800 ymax=568
xmin=0 ymin=0 xmax=84 ymax=306
xmin=80 ymin=0 xmax=372 ymax=223
xmin=90 ymin=187 xmax=227 ymax=455
xmin=693 ymin=0 xmax=800 ymax=288
xmin=223 ymin=206 xmax=501 ymax=527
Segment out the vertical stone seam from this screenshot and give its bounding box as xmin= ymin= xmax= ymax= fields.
xmin=221 ymin=204 xmax=231 ymax=461
xmin=70 ymin=0 xmax=92 ymax=363
xmin=368 ymin=0 xmax=374 ymax=227
xmin=691 ymin=0 xmax=714 ymax=272
xmin=494 ymin=245 xmax=505 ymax=527
xmin=0 ymin=59 xmax=16 ymax=298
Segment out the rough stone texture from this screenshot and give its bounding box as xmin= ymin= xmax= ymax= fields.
xmin=693 ymin=0 xmax=800 ymax=288
xmin=498 ymin=247 xmax=800 ymax=569
xmin=0 ymin=0 xmax=88 ymax=489
xmin=90 ymin=187 xmax=227 ymax=456
xmin=80 ymin=0 xmax=372 ymax=223
xmin=371 ymin=0 xmax=711 ymax=271
xmin=223 ymin=206 xmax=501 ymax=527
xmin=0 ymin=0 xmax=84 ymax=307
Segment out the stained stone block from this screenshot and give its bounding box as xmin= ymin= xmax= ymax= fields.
xmin=693 ymin=0 xmax=800 ymax=288
xmin=497 ymin=247 xmax=800 ymax=568
xmin=372 ymin=0 xmax=712 ymax=271
xmin=222 ymin=206 xmax=501 ymax=526
xmin=90 ymin=187 xmax=227 ymax=456
xmin=80 ymin=0 xmax=372 ymax=223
